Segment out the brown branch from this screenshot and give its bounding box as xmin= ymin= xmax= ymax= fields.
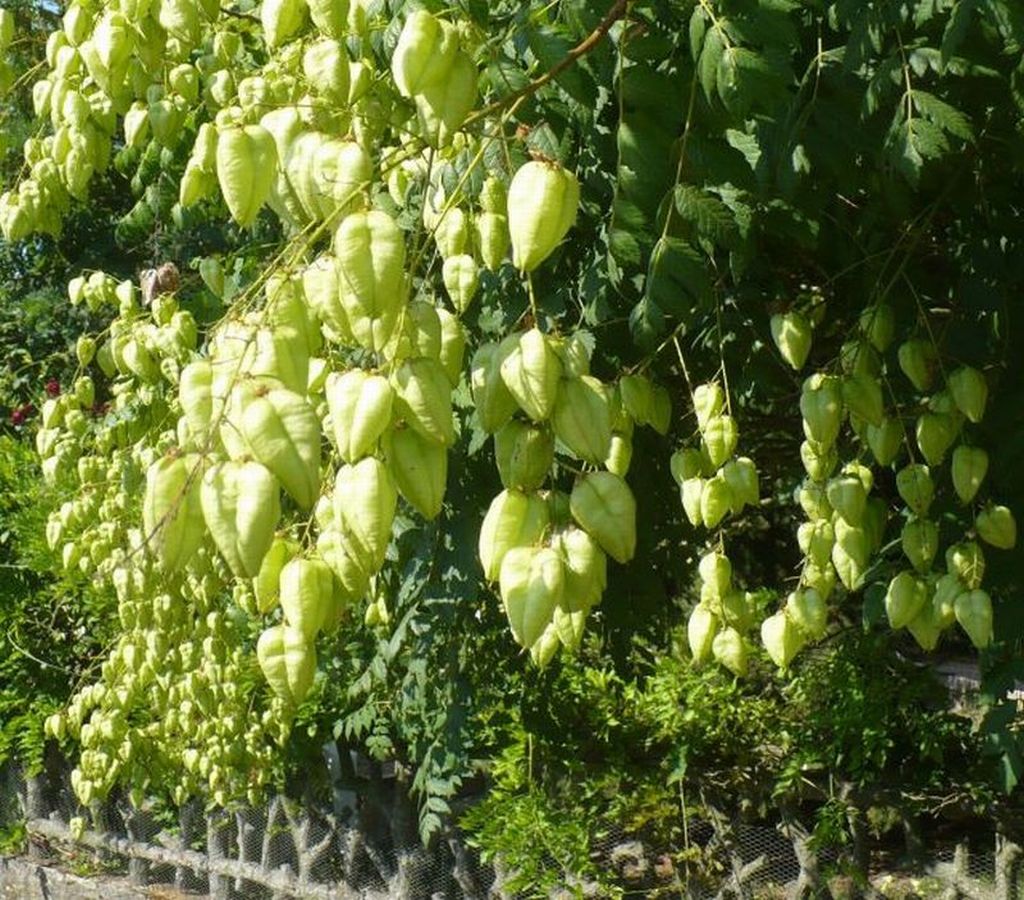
xmin=221 ymin=6 xmax=260 ymax=22
xmin=464 ymin=0 xmax=630 ymax=127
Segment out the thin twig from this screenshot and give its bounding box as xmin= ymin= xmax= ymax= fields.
xmin=463 ymin=0 xmax=629 ymax=127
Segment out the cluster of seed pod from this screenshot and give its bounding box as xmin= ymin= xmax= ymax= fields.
xmin=765 ymin=298 xmax=1018 ymax=666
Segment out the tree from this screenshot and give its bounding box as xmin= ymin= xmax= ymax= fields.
xmin=2 ymin=0 xmax=1022 ymax=849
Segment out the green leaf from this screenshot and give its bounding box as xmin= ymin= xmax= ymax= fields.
xmin=673 ymin=184 xmax=738 ymax=247
xmin=645 ymin=235 xmax=712 ymax=321
xmin=725 ymin=128 xmax=762 ymax=172
xmin=527 ymin=27 xmax=597 ymax=107
xmin=688 ymin=6 xmax=707 ymax=61
xmin=628 ymin=296 xmax=665 ymax=348
xmin=716 ymin=46 xmax=791 ymax=117
xmin=525 ymin=122 xmax=562 ymax=162
xmin=941 ymin=0 xmax=979 ymax=68
xmin=912 ymin=89 xmax=974 ymax=141
xmin=887 ymin=106 xmax=953 ymax=184
xmin=985 ymin=0 xmax=1024 ymax=54
xmin=699 ymin=26 xmax=724 ymax=101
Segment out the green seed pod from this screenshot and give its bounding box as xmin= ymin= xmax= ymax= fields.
xmin=947 ymin=366 xmax=987 ymax=424
xmin=901 ymin=516 xmax=939 ymax=574
xmin=865 ymin=417 xmax=902 ymax=467
xmin=215 ymin=125 xmax=277 ymax=228
xmin=392 ymin=357 xmax=454 ymax=446
xmin=915 ymin=411 xmax=959 ymax=467
xmin=382 ymin=426 xmax=447 ymax=520
xmin=954 ymin=589 xmax=993 ymax=649
xmin=946 ymin=541 xmax=985 ymax=590
xmin=552 ymin=376 xmax=612 ymax=465
xmin=831 ymin=518 xmax=870 ymax=590
xmin=391 ymin=9 xmax=458 ymax=98
xmin=279 ymin=556 xmax=335 ymax=640
xmin=702 ymin=415 xmax=739 ymax=469
xmin=700 ymin=475 xmax=733 ymax=529
xmin=951 ymin=445 xmax=988 ymax=505
xmin=975 ymin=504 xmax=1017 ymax=550
xmin=475 ymin=211 xmax=509 ymax=270
xmin=797 ymin=479 xmax=832 ymax=521
xmin=785 ymin=588 xmax=827 ymax=640
xmin=826 ymin=474 xmax=867 ymax=526
xmin=897 ymin=339 xmax=939 ymax=393
xmin=415 ymin=52 xmax=477 ymax=148
xmin=442 ymin=254 xmax=479 ymax=314
xmin=800 ymin=440 xmax=838 ymax=482
xmin=858 ymin=304 xmax=895 ymax=352
xmin=688 ymin=605 xmax=718 ymax=664
xmin=254 ymin=536 xmax=300 ymax=613
xmin=698 ymin=551 xmax=731 ymax=598
xmin=841 ymin=373 xmax=883 ymax=427
xmin=797 ymin=520 xmax=834 ymax=569
xmin=770 ymin=311 xmax=812 ymax=370
xmin=507 ymin=160 xmax=580 ymax=273
xmin=800 ymin=374 xmax=843 ymax=448
xmin=478 ymin=489 xmax=550 ymax=582
xmin=500 ymin=328 xmax=562 ymax=422
xmin=261 ymin=0 xmax=309 ymax=49
xmin=896 ymin=464 xmax=934 ymax=517
xmin=885 ymin=570 xmax=927 ymax=630
xmin=257 ymin=625 xmax=316 ymax=706
xmin=712 ymin=627 xmax=748 ymax=677
xmin=200 ymin=460 xmax=281 ymax=579
xmin=692 ymin=383 xmax=725 ymax=430
xmin=235 ymin=384 xmax=321 ymax=510
xmin=142 ymin=453 xmax=205 ymax=573
xmin=761 ymin=611 xmax=805 ymax=669
xmin=569 ymin=472 xmax=636 ymax=564
xmin=680 ymin=477 xmax=704 ymax=527
xmin=932 ymin=574 xmax=960 ymax=628
xmin=470 ymin=338 xmax=519 ymax=433
xmin=325 ymin=369 xmax=394 ymax=463
xmin=334 ymin=210 xmax=406 ymax=351
xmin=494 ymin=419 xmax=554 ymax=492
xmin=499 ymin=545 xmax=564 ymax=650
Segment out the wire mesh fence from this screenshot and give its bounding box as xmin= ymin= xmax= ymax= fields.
xmin=1 ymin=755 xmax=1019 ymax=899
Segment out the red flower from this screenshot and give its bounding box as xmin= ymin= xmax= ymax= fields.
xmin=10 ymin=403 xmax=33 ymax=425
xmin=45 ymin=378 xmax=60 ymax=397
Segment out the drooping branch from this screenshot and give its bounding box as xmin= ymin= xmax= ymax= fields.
xmin=464 ymin=0 xmax=630 ymax=127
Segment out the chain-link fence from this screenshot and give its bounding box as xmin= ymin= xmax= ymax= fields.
xmin=2 ymin=753 xmax=1021 ymax=898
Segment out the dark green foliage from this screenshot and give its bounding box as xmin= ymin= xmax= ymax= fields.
xmin=0 ymin=436 xmax=116 ymax=773
xmin=0 ymin=0 xmax=1022 ymax=883
xmin=461 ymin=629 xmax=994 ymax=890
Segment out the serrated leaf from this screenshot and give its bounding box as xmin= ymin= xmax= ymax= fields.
xmin=485 ymin=58 xmax=530 ymax=98
xmin=912 ymin=89 xmax=974 ymax=141
xmin=699 ymin=27 xmax=724 ymax=101
xmin=941 ymin=0 xmax=977 ymax=66
xmin=986 ymin=0 xmax=1024 ymax=54
xmin=689 ymin=6 xmax=708 ymax=61
xmin=525 ymin=123 xmax=562 ymax=162
xmin=887 ymin=109 xmax=951 ymax=185
xmin=527 ymin=27 xmax=597 ymax=107
xmin=716 ymin=46 xmax=790 ymax=117
xmin=864 ymin=54 xmax=902 ymax=116
xmin=725 ymin=128 xmax=762 ymax=172
xmin=645 ymin=235 xmax=712 ymax=320
xmin=425 ymin=795 xmax=451 ymax=813
xmin=673 ymin=184 xmax=738 ymax=247
xmin=629 ymin=296 xmax=666 ymax=348
xmin=419 ymin=811 xmax=442 ymax=842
